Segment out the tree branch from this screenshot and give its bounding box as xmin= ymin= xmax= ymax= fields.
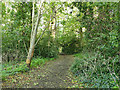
xmin=34 ymin=5 xmax=57 ymax=46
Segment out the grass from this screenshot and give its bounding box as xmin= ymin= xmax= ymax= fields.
xmin=2 ymin=57 xmax=55 ymax=81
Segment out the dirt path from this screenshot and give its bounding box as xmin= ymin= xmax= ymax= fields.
xmin=2 ymin=55 xmax=76 ymax=88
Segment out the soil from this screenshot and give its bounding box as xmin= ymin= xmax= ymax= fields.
xmin=2 ymin=55 xmax=77 ymax=88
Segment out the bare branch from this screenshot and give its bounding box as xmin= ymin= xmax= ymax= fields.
xmin=31 ymin=2 xmax=35 ymax=38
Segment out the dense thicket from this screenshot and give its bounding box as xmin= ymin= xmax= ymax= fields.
xmin=2 ymin=1 xmax=120 ymax=88
xmin=2 ymin=2 xmax=33 ymax=62
xmin=70 ymin=2 xmax=120 ymax=88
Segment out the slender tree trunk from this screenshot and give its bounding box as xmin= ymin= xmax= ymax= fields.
xmin=26 ymin=3 xmax=42 ymax=68
xmin=79 ymin=28 xmax=83 ymax=47
xmin=118 ymin=1 xmax=120 ymax=52
xmin=54 ymin=7 xmax=57 ymax=39
xmin=118 ymin=2 xmax=120 ymax=86
xmin=26 ymin=2 xmax=57 ymax=68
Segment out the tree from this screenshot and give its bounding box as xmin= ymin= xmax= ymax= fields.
xmin=26 ymin=1 xmax=58 ymax=68
xmin=26 ymin=2 xmax=43 ymax=68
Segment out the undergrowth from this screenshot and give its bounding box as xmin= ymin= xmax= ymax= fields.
xmin=70 ymin=52 xmax=120 ymax=88
xmin=2 ymin=57 xmax=55 ymax=81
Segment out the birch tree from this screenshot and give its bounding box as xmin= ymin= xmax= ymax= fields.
xmin=26 ymin=1 xmax=58 ymax=68
xmin=26 ymin=2 xmax=43 ymax=68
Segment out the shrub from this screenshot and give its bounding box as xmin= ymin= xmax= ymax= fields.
xmin=34 ymin=36 xmax=58 ymax=58
xmin=70 ymin=51 xmax=120 ymax=88
xmin=62 ymin=38 xmax=82 ymax=54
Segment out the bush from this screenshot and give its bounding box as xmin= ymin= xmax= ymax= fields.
xmin=70 ymin=51 xmax=120 ymax=88
xmin=34 ymin=36 xmax=59 ymax=58
xmin=62 ymin=38 xmax=82 ymax=54
xmin=86 ymin=30 xmax=118 ymax=58
xmin=2 ymin=31 xmax=29 ymax=62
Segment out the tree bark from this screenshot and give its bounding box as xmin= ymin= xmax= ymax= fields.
xmin=26 ymin=3 xmax=42 ymax=68
xmin=118 ymin=1 xmax=120 ymax=52
xmin=26 ymin=2 xmax=57 ymax=68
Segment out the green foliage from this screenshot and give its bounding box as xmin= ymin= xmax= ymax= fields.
xmin=30 ymin=58 xmax=47 ymax=67
xmin=2 ymin=61 xmax=29 ymax=81
xmin=62 ymin=38 xmax=82 ymax=54
xmin=35 ymin=36 xmax=59 ymax=58
xmin=70 ymin=2 xmax=119 ymax=88
xmin=70 ymin=52 xmax=120 ymax=88
xmin=2 ymin=57 xmax=54 ymax=81
xmin=2 ymin=2 xmax=33 ymax=62
xmin=1 ymin=2 xmax=120 ymax=88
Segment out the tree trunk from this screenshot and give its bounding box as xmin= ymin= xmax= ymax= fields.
xmin=26 ymin=3 xmax=42 ymax=68
xmin=118 ymin=1 xmax=120 ymax=52
xmin=79 ymin=28 xmax=83 ymax=47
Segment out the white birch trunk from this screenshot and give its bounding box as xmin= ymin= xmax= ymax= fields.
xmin=26 ymin=3 xmax=42 ymax=68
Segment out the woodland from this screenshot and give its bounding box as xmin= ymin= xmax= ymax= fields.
xmin=1 ymin=1 xmax=120 ymax=88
